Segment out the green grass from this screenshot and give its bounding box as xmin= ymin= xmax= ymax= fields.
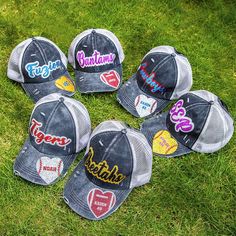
xmin=0 ymin=0 xmax=236 ymax=235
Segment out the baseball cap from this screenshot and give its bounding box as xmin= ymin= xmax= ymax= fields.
xmin=117 ymin=46 xmax=192 ymax=118
xmin=7 ymin=37 xmax=76 ymax=102
xmin=141 ymin=90 xmax=234 ymax=157
xmin=68 ymin=29 xmax=124 ymax=93
xmin=63 ymin=120 xmax=152 ymax=220
xmin=13 ymin=93 xmax=91 ymax=185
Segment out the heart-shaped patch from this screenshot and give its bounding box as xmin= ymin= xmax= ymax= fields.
xmin=55 ymin=76 xmax=75 ymax=92
xmin=87 ymin=188 xmax=116 ymax=218
xmin=134 ymin=94 xmax=157 ymax=117
xmin=152 ymin=130 xmax=178 ymax=155
xmin=36 ymin=156 xmax=64 ymax=184
xmin=100 ymin=70 xmax=120 ymax=89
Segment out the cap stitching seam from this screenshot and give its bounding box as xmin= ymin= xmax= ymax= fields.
xmin=191 ymin=104 xmax=212 ymax=148
xmin=61 ymin=103 xmax=77 ymax=154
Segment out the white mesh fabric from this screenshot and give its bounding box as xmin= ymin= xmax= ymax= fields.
xmin=7 ymin=38 xmax=32 ymax=82
xmin=190 ymin=90 xmax=216 ymax=101
xmin=191 ymin=90 xmax=234 ymax=153
xmin=146 ymin=45 xmax=175 ymax=56
xmin=63 ymin=97 xmax=91 ymax=152
xmin=126 ymin=129 xmax=152 ymax=188
xmin=144 ymin=46 xmax=192 ymax=100
xmin=68 ymin=29 xmax=125 ymax=68
xmin=172 ymin=54 xmax=192 ymax=99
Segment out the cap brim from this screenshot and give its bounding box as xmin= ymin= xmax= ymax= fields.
xmin=22 ymin=71 xmax=76 ymax=103
xmin=13 ymin=138 xmax=77 ymax=186
xmin=117 ymin=74 xmax=170 ymax=118
xmin=63 ymin=159 xmax=132 ymax=220
xmin=75 ymin=64 xmax=122 ymax=93
xmin=140 ymin=112 xmax=192 ymax=157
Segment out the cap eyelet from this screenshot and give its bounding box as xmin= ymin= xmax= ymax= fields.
xmin=63 ymin=196 xmax=69 ymax=205
xmin=59 ymin=97 xmax=64 ymax=102
xmin=209 ymin=100 xmax=214 ymax=105
xmin=33 ymin=89 xmax=40 ymax=95
xmin=121 ymin=129 xmax=127 ymax=134
xmin=14 ymin=170 xmax=20 ymax=176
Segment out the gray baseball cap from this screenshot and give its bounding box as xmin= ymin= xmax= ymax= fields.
xmin=63 ymin=120 xmax=152 ymax=220
xmin=13 ymin=93 xmax=91 ymax=185
xmin=141 ymin=90 xmax=234 ymax=157
xmin=68 ymin=29 xmax=124 ymax=93
xmin=7 ymin=37 xmax=76 ymax=102
xmin=117 ymin=46 xmax=193 ymax=118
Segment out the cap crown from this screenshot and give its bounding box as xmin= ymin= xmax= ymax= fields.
xmin=68 ymin=29 xmax=124 ymax=73
xmin=83 ymin=121 xmax=152 ymax=190
xmin=166 ymin=90 xmax=234 ymax=153
xmin=7 ymin=37 xmax=68 ymax=83
xmin=29 ymin=93 xmax=91 ymax=156
xmin=136 ymin=46 xmax=192 ymax=100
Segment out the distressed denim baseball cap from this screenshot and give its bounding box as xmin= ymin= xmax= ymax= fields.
xmin=13 ymin=93 xmax=91 ymax=185
xmin=7 ymin=37 xmax=76 ymax=102
xmin=63 ymin=120 xmax=152 ymax=220
xmin=117 ymin=46 xmax=193 ymax=118
xmin=68 ymin=29 xmax=124 ymax=93
xmin=141 ymin=90 xmax=234 ymax=158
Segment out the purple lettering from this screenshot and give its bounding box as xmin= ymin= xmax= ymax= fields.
xmin=169 ymin=99 xmax=194 ymax=133
xmin=76 ymin=50 xmax=115 ymax=68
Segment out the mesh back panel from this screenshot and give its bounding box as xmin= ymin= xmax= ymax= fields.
xmin=172 ymin=55 xmax=192 ymax=99
xmin=191 ymin=90 xmax=234 ymax=153
xmin=126 ymin=130 xmax=152 ymax=188
xmin=7 ymin=38 xmax=32 ymax=82
xmin=147 ymin=45 xmax=174 ymax=56
xmin=68 ymin=29 xmax=124 ymax=68
xmin=64 ymin=98 xmax=91 ymax=152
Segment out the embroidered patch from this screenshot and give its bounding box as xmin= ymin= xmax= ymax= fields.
xmin=36 ymin=157 xmax=63 ymax=184
xmin=87 ymin=188 xmax=116 ymax=218
xmin=77 ymin=50 xmax=115 ymax=68
xmin=138 ymin=62 xmax=166 ymax=93
xmin=30 ymin=119 xmax=72 ymax=147
xmin=55 ymin=76 xmax=75 ymax=92
xmin=100 ymin=70 xmax=120 ymax=89
xmin=84 ymin=147 xmax=126 ymax=184
xmin=153 ymin=130 xmax=178 ymax=155
xmin=169 ymin=99 xmax=194 ymax=133
xmin=134 ymin=94 xmax=157 ymax=117
xmin=25 ymin=60 xmax=61 ymax=79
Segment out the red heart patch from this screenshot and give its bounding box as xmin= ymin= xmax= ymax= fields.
xmin=100 ymin=70 xmax=120 ymax=89
xmin=87 ymin=188 xmax=116 ymax=218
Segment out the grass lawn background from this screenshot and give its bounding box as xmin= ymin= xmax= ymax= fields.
xmin=0 ymin=0 xmax=235 ymax=235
